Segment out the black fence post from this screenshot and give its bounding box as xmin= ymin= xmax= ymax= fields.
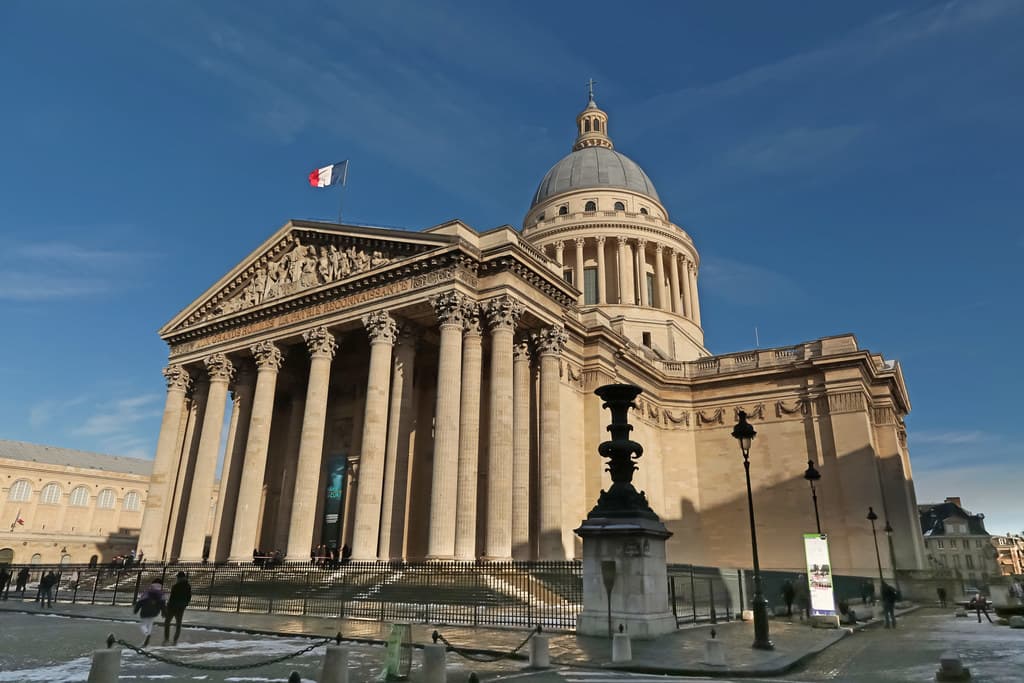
xmin=708 ymin=578 xmax=717 ymax=624
xmin=133 ymin=570 xmax=143 ymax=605
xmin=669 ymin=576 xmax=678 ymax=622
xmin=689 ymin=566 xmax=697 ymax=624
xmin=91 ymin=569 xmax=100 ymax=605
xmin=72 ymin=574 xmax=80 ymax=604
xmin=301 ymin=567 xmax=310 ymax=616
xmin=236 ymin=569 xmax=244 ymax=613
xmin=207 ymin=565 xmax=215 ymax=611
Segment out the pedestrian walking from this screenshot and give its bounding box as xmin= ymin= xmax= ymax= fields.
xmin=16 ymin=567 xmax=29 ymax=595
xmin=0 ymin=567 xmax=11 ymax=600
xmin=781 ymin=579 xmax=795 ymax=617
xmin=881 ymin=582 xmax=898 ymax=628
xmin=134 ymin=579 xmax=166 ymax=647
xmin=861 ymin=579 xmax=875 ymax=606
xmin=970 ymin=593 xmax=993 ymax=624
xmin=936 ymin=586 xmax=948 ymax=608
xmin=163 ymin=571 xmax=192 ymax=645
xmin=36 ymin=571 xmax=57 ymax=608
xmin=794 ymin=575 xmax=811 ymax=621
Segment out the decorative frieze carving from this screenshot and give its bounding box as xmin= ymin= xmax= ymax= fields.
xmin=362 ymin=311 xmax=398 ymax=344
xmin=204 ymin=353 xmax=235 ymax=382
xmin=776 ymin=399 xmax=810 ymax=417
xmin=733 ymin=404 xmax=765 ymax=421
xmin=163 ymin=364 xmax=192 ymax=392
xmin=827 ymin=391 xmax=865 ymax=414
xmin=485 ymin=294 xmax=525 ymax=331
xmin=430 ymin=291 xmax=466 ymax=327
xmin=250 ymin=341 xmax=284 ymax=371
xmin=566 ymin=363 xmax=582 ymax=385
xmin=303 ymin=326 xmax=337 ymax=358
xmin=696 ymin=408 xmax=724 ymax=426
xmin=872 ymin=406 xmax=897 ymax=425
xmin=532 ymin=325 xmax=568 ymax=356
xmin=211 ymin=237 xmax=396 ymax=319
xmin=664 ymin=409 xmax=689 ymax=426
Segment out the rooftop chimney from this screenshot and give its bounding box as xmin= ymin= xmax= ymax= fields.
xmin=944 ymin=496 xmax=962 ymax=507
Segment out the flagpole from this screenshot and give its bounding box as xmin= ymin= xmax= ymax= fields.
xmin=337 ymin=161 xmax=349 ymax=224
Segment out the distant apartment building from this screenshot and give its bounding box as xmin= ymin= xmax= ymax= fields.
xmin=919 ymin=496 xmax=1000 ymax=588
xmin=991 ymin=533 xmax=1024 ymax=577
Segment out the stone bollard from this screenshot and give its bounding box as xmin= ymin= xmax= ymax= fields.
xmin=422 ymin=643 xmax=447 ymax=683
xmin=288 ymin=672 xmax=301 ymax=683
xmin=954 ymin=607 xmax=968 ymax=618
xmin=320 ymin=644 xmax=349 ymax=683
xmin=611 ymin=631 xmax=632 ymax=663
xmin=1009 ymin=615 xmax=1024 ymax=628
xmin=703 ymin=638 xmax=725 ymax=667
xmin=86 ymin=647 xmax=121 ymax=683
xmin=528 ymin=634 xmax=551 ymax=669
xmin=934 ymin=651 xmax=971 ymax=681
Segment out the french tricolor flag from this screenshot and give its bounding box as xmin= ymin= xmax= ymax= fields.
xmin=309 ymin=160 xmax=349 ymax=188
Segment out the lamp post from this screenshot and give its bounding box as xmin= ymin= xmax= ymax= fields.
xmin=802 ymin=460 xmax=822 ymax=535
xmin=732 ymin=410 xmax=773 ymax=650
xmin=884 ymin=520 xmax=901 ymax=596
xmin=867 ymin=507 xmax=886 ymax=591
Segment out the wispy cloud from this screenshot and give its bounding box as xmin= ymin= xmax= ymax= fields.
xmin=70 ymin=394 xmax=162 ymax=458
xmin=29 ymin=395 xmax=91 ymax=429
xmin=911 ymin=430 xmax=998 ymax=446
xmin=0 ymin=241 xmax=151 ymax=301
xmin=722 ymin=125 xmax=865 ymax=176
xmin=699 ymin=256 xmax=807 ymax=307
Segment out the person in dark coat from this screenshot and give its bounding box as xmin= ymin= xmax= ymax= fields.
xmin=36 ymin=571 xmax=57 ymax=607
xmin=970 ymin=593 xmax=993 ymax=623
xmin=16 ymin=567 xmax=30 ymax=595
xmin=163 ymin=571 xmax=192 ymax=645
xmin=134 ymin=580 xmax=165 ymax=647
xmin=881 ymin=582 xmax=898 ymax=628
xmin=794 ymin=575 xmax=811 ymax=621
xmin=936 ymin=586 xmax=948 ymax=608
xmin=781 ymin=579 xmax=795 ymax=617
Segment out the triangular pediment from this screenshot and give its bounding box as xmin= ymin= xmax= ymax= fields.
xmin=162 ymin=220 xmax=454 ymax=336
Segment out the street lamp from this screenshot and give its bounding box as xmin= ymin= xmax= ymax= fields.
xmin=732 ymin=410 xmax=773 ymax=650
xmin=802 ymin=460 xmax=822 ymax=535
xmin=884 ymin=520 xmax=901 ymax=596
xmin=867 ymin=507 xmax=886 ymax=591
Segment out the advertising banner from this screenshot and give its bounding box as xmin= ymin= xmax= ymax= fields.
xmin=803 ymin=533 xmax=836 ymax=616
xmin=320 ymin=456 xmax=347 ymax=549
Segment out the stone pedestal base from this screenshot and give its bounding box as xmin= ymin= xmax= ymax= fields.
xmin=574 ymin=516 xmax=675 ymax=639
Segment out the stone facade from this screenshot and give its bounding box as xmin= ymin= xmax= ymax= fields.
xmin=137 ymin=96 xmax=926 ymax=576
xmin=920 ymin=497 xmax=1002 ymax=586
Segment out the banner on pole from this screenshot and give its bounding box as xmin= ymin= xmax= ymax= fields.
xmin=803 ymin=533 xmax=836 ymax=616
xmin=321 ymin=455 xmax=347 ymax=549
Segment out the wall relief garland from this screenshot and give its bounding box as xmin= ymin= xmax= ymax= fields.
xmin=696 ymin=408 xmax=724 ymax=426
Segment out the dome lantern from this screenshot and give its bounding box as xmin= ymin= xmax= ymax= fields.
xmin=574 ymin=81 xmax=613 ymax=151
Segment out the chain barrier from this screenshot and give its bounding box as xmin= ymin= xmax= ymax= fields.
xmin=430 ymin=625 xmax=540 ymax=663
xmin=107 ymin=632 xmax=336 ymax=672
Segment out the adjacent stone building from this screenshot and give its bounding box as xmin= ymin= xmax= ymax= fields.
xmin=991 ymin=534 xmax=1024 ymax=577
xmin=0 ymin=440 xmax=150 ymax=565
xmin=138 ymin=95 xmax=927 ymax=577
xmin=919 ymin=497 xmax=1000 ymax=587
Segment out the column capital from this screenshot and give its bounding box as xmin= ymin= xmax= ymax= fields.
xmin=430 ymin=290 xmax=467 ymax=328
xmin=204 ymin=353 xmax=235 ymax=382
xmin=303 ymin=326 xmax=338 ymax=358
xmin=532 ymin=325 xmax=568 ymax=356
xmin=554 ymin=240 xmax=565 ymax=251
xmin=162 ymin=364 xmax=192 ymax=392
xmin=655 ymin=243 xmax=664 ymax=254
xmin=636 ymin=237 xmax=647 ymax=248
xmin=574 ymin=236 xmax=586 ymax=247
xmin=616 ymin=236 xmax=629 ymax=247
xmin=485 ymin=294 xmax=524 ymax=331
xmin=250 ymin=340 xmax=284 ymax=371
xmin=462 ymin=301 xmax=483 ymax=337
xmin=596 ymin=235 xmax=606 ymax=245
xmin=513 ymin=340 xmax=532 ymax=363
xmin=362 ymin=311 xmax=398 ymax=344
xmin=396 ymin=321 xmax=421 ymax=348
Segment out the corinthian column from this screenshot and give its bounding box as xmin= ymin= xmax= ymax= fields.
xmin=554 ymin=241 xmax=564 ymax=267
xmin=425 ymin=293 xmax=465 ymax=559
xmin=595 ymin=236 xmax=607 ymax=304
xmin=137 ymin=365 xmax=191 ymax=561
xmin=668 ymin=251 xmax=682 ymax=315
xmin=484 ymin=294 xmax=524 ymax=560
xmin=616 ymin=237 xmax=630 ymax=304
xmin=680 ymin=256 xmax=692 ymax=319
xmin=574 ymin=237 xmax=586 ymax=304
xmin=378 ymin=326 xmax=417 ymax=560
xmin=533 ymin=326 xmax=568 ymax=560
xmin=351 ymin=312 xmax=398 ymax=560
xmin=229 ymin=341 xmax=284 ymax=562
xmin=285 ymin=327 xmax=337 ymax=561
xmin=689 ymin=261 xmax=702 ymax=326
xmin=454 ymin=302 xmax=483 ymax=560
xmin=654 ymin=245 xmax=666 ymax=310
xmin=636 ymin=239 xmax=648 ymax=307
xmin=179 ymin=353 xmax=234 ymax=562
xmin=211 ymin=366 xmax=255 ymax=563
xmin=511 ymin=341 xmax=532 ymax=559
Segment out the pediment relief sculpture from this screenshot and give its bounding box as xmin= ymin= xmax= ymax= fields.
xmin=201 ymin=237 xmax=398 ymax=323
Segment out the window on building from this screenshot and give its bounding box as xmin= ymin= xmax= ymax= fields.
xmin=585 ymin=119 xmax=591 ymax=132
xmin=61 ymin=554 xmax=72 ymax=566
xmin=9 ymin=479 xmax=31 ymax=502
xmin=69 ymin=486 xmax=90 ymax=507
xmin=642 ymin=332 xmax=652 ymax=348
xmin=558 ymin=205 xmax=568 ymax=216
xmin=614 ymin=201 xmax=625 ymax=211
xmin=953 ymin=556 xmax=961 ymax=568
xmin=40 ymin=483 xmax=62 ymax=505
xmin=537 ymin=212 xmax=544 ymax=222
xmin=97 ymin=489 xmax=116 ymax=510
xmin=937 ymin=540 xmax=944 ymax=549
xmin=966 ymin=555 xmax=974 ymax=569
xmin=646 ymin=273 xmax=655 ymax=306
xmin=594 ymin=120 xmax=601 ymax=132
xmin=639 ymin=207 xmax=649 ymax=215
xmin=124 ymin=491 xmax=141 ymax=512
xmin=584 ymin=200 xmax=596 ymax=212
xmin=950 ymin=539 xmax=957 ymax=549
xmin=563 ymin=269 xmax=574 ymax=285
xmin=583 ymin=267 xmax=598 ymax=305
xmin=975 ymin=540 xmax=983 ymax=548
xmin=30 ymin=553 xmax=42 ymax=565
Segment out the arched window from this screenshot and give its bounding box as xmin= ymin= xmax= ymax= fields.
xmin=594 ymin=120 xmax=601 ymax=132
xmin=30 ymin=553 xmax=42 ymax=565
xmin=537 ymin=212 xmax=544 ymax=222
xmin=40 ymin=483 xmax=62 ymax=505
xmin=97 ymin=489 xmax=116 ymax=510
xmin=584 ymin=200 xmax=596 ymax=212
xmin=584 ymin=119 xmax=591 ymax=132
xmin=614 ymin=201 xmax=625 ymax=211
xmin=9 ymin=479 xmax=31 ymax=502
xmin=558 ymin=205 xmax=568 ymax=216
xmin=640 ymin=207 xmax=649 ymax=215
xmin=70 ymin=486 xmax=90 ymax=507
xmin=61 ymin=554 xmax=72 ymax=566
xmin=124 ymin=491 xmax=141 ymax=512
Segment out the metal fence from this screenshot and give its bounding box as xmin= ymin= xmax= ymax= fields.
xmin=3 ymin=561 xmax=759 ymax=631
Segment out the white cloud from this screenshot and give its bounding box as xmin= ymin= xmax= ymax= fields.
xmin=911 ymin=430 xmax=997 ymax=446
xmin=699 ymin=256 xmax=807 ymax=307
xmin=723 ymin=125 xmax=865 ymax=176
xmin=0 ymin=241 xmax=151 ymax=301
xmin=72 ymin=394 xmax=162 ymax=437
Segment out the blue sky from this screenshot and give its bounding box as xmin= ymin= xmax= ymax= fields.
xmin=1 ymin=2 xmax=1021 ymax=533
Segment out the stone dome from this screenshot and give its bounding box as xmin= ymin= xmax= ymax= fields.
xmin=530 ymin=146 xmax=661 ymax=209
